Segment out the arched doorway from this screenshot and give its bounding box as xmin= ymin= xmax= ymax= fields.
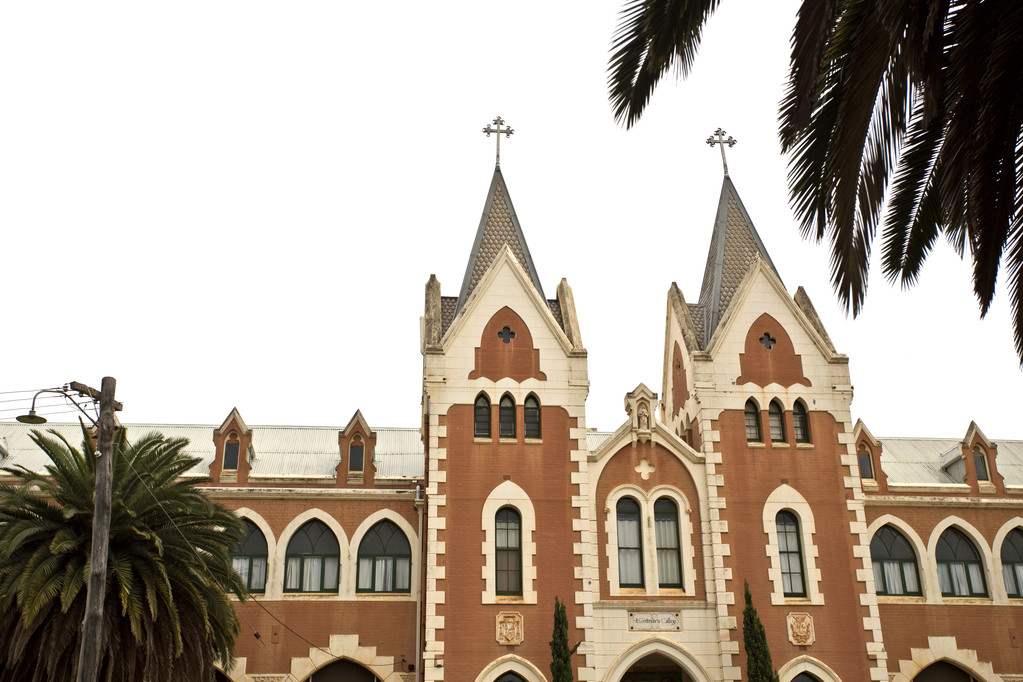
xmin=620 ymin=653 xmax=695 ymax=681
xmin=792 ymin=674 xmax=822 ymax=682
xmin=306 ymin=658 xmax=381 ymax=681
xmin=914 ymin=661 xmax=979 ymax=682
xmin=496 ymin=674 xmax=527 ymax=682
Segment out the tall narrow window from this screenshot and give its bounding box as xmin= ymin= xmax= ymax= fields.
xmin=357 ymin=520 xmax=411 ymax=593
xmin=974 ymin=446 xmax=990 ymax=482
xmin=284 ymin=520 xmax=340 ymax=593
xmin=870 ymin=525 xmax=921 ymax=595
xmin=792 ymin=401 xmax=810 ymax=443
xmin=654 ymin=498 xmax=682 ymax=588
xmin=858 ymin=445 xmax=874 ymax=479
xmin=500 ymin=395 xmax=516 ymax=438
xmin=1001 ymin=528 xmax=1023 ymax=598
xmin=617 ymin=498 xmax=643 ymax=587
xmin=230 ymin=519 xmax=268 ymax=593
xmin=744 ymin=400 xmax=761 ymax=442
xmin=936 ymin=527 xmax=987 ymax=597
xmin=224 ymin=441 xmax=240 ymax=470
xmin=776 ymin=511 xmax=806 ymax=597
xmin=349 ymin=435 xmax=364 ymax=473
xmin=524 ymin=395 xmax=541 ymax=439
xmin=474 ymin=394 xmax=491 ymax=438
xmin=768 ymin=401 xmax=785 ymax=442
xmin=496 ymin=508 xmax=521 ymax=595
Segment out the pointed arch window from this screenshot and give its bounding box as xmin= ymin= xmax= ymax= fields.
xmin=792 ymin=401 xmax=810 ymax=443
xmin=858 ymin=443 xmax=874 ymax=479
xmin=776 ymin=511 xmax=805 ymax=597
xmin=349 ymin=433 xmax=365 ymax=473
xmin=936 ymin=527 xmax=987 ymax=597
xmin=224 ymin=433 xmax=240 ymax=470
xmin=654 ymin=498 xmax=682 ymax=588
xmin=230 ymin=519 xmax=268 ymax=593
xmin=474 ymin=394 xmax=491 ymax=438
xmin=870 ymin=525 xmax=921 ymax=595
xmin=524 ymin=395 xmax=541 ymax=439
xmin=617 ymin=498 xmax=643 ymax=587
xmin=496 ymin=507 xmax=521 ymax=595
xmin=500 ymin=394 xmax=516 ymax=438
xmin=357 ymin=520 xmax=411 ymax=593
xmin=1001 ymin=528 xmax=1023 ymax=598
xmin=768 ymin=400 xmax=785 ymax=442
xmin=284 ymin=520 xmax=340 ymax=593
xmin=744 ymin=400 xmax=761 ymax=442
xmin=973 ymin=446 xmax=990 ymax=482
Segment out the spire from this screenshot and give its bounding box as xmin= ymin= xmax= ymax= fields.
xmin=696 ymin=175 xmax=782 ymax=346
xmin=455 ymin=166 xmax=545 ymax=313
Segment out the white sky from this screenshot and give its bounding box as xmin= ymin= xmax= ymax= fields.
xmin=2 ymin=1 xmax=1020 ymax=438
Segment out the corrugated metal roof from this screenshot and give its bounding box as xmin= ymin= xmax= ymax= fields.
xmin=878 ymin=437 xmax=1023 ymax=486
xmin=0 ymin=422 xmax=424 ymax=480
xmin=586 ymin=431 xmax=613 ymax=452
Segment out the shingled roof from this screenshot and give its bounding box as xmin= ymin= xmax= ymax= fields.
xmin=692 ymin=175 xmax=782 ymax=348
xmin=455 ymin=166 xmax=545 ymax=314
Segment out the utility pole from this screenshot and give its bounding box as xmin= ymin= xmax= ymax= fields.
xmin=71 ymin=377 xmax=121 ymax=682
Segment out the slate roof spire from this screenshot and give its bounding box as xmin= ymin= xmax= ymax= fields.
xmin=695 ymin=174 xmax=783 ymax=347
xmin=455 ymin=166 xmax=545 ymax=313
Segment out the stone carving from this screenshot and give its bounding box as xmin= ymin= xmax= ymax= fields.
xmin=638 ymin=402 xmax=649 ymax=430
xmin=787 ymin=612 xmax=815 ymax=646
xmin=628 ymin=611 xmax=681 ymax=632
xmin=251 ymin=676 xmax=288 ymax=682
xmin=496 ymin=611 xmax=524 ymax=646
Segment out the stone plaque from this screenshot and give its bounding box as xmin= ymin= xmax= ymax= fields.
xmin=628 ymin=612 xmax=681 ymax=632
xmin=787 ymin=612 xmax=815 ymax=646
xmin=496 ymin=611 xmax=524 ymax=645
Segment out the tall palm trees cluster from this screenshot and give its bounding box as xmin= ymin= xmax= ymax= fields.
xmin=0 ymin=426 xmax=245 ymax=682
xmin=609 ymin=0 xmax=1023 ymax=362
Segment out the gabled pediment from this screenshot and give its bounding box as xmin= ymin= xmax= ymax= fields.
xmin=853 ymin=419 xmax=881 ymax=449
xmin=215 ymin=407 xmax=249 ymax=436
xmin=341 ymin=409 xmax=374 ymax=440
xmin=588 ymin=414 xmax=704 ymax=466
xmin=963 ymin=421 xmax=995 ymax=452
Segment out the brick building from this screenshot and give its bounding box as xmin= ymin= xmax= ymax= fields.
xmin=3 ymin=161 xmax=1022 ymax=682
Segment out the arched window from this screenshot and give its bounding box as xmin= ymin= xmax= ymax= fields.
xmin=654 ymin=498 xmax=682 ymax=588
xmin=496 ymin=674 xmax=527 ymax=682
xmin=973 ymin=446 xmax=990 ymax=482
xmin=349 ymin=433 xmax=364 ymax=473
xmin=792 ymin=674 xmax=822 ymax=682
xmin=936 ymin=527 xmax=987 ymax=597
xmin=793 ymin=401 xmax=810 ymax=443
xmin=284 ymin=520 xmax=340 ymax=593
xmin=617 ymin=498 xmax=643 ymax=587
xmin=230 ymin=519 xmax=268 ymax=593
xmin=474 ymin=394 xmax=491 ymax=438
xmin=870 ymin=525 xmax=921 ymax=595
xmin=1001 ymin=528 xmax=1023 ymax=597
xmin=858 ymin=443 xmax=874 ymax=479
xmin=768 ymin=400 xmax=785 ymax=442
xmin=496 ymin=508 xmax=521 ymax=595
xmin=500 ymin=394 xmax=516 ymax=438
xmin=357 ymin=520 xmax=411 ymax=593
xmin=776 ymin=511 xmax=805 ymax=597
xmin=524 ymin=395 xmax=541 ymax=439
xmin=744 ymin=400 xmax=761 ymax=442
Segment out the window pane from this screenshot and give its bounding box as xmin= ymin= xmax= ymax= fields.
xmin=950 ymin=563 xmax=969 ymax=596
xmin=233 ymin=556 xmax=249 ymax=585
xmin=657 ymin=549 xmax=680 ymax=585
xmin=304 ymin=558 xmax=322 ymax=591
xmin=1003 ymin=564 xmax=1017 ymax=596
xmin=872 ymin=562 xmax=884 ymax=592
xmin=475 ymin=397 xmax=490 ymax=437
xmin=745 ymin=402 xmax=761 ymax=441
xmin=883 ymin=562 xmax=903 ymax=595
xmin=251 ymin=558 xmax=267 ymax=591
xmin=358 ymin=557 xmax=374 ymax=590
xmin=769 ymin=403 xmax=784 ymax=441
xmin=524 ymin=398 xmax=540 ymax=438
xmin=395 ymin=557 xmax=411 ymax=590
xmin=350 ymin=444 xmax=364 ymax=472
xmin=793 ymin=405 xmax=809 ymax=443
xmin=1015 ymin=565 xmax=1023 ymax=597
xmin=376 ymin=556 xmax=392 ymax=592
xmin=967 ymin=563 xmax=984 ymax=594
xmin=858 ymin=452 xmax=873 ymax=479
xmin=937 ymin=564 xmax=952 ymax=594
xmin=224 ymin=442 xmax=240 ymax=470
xmin=619 ymin=549 xmax=642 ymax=585
xmin=902 ymin=562 xmax=919 ymax=594
xmin=323 ymin=558 xmax=338 ymax=590
xmin=974 ymin=454 xmax=989 ymax=481
xmin=285 ymin=557 xmax=302 ymax=591
xmin=500 ymin=397 xmax=515 ymax=438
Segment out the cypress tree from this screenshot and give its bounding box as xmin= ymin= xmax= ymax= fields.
xmin=549 ymin=596 xmax=579 ymax=682
xmin=742 ymin=581 xmax=780 ymax=682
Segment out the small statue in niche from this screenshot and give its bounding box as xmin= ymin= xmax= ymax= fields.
xmin=638 ymin=402 xmax=649 ymax=430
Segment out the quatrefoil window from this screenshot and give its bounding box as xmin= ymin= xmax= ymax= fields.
xmin=759 ymin=332 xmax=777 ymax=350
xmin=498 ymin=326 xmax=516 ymax=344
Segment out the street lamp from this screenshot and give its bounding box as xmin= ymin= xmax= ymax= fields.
xmin=17 ymin=385 xmax=92 ymax=425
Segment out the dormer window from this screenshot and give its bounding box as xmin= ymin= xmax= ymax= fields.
xmin=224 ymin=433 xmax=240 ymax=471
xmin=973 ymin=446 xmax=989 ymax=482
xmin=350 ymin=435 xmax=365 ymax=473
xmin=858 ymin=443 xmax=874 ymax=479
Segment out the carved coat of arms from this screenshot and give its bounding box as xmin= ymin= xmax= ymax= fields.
xmin=496 ymin=611 xmax=523 ymax=646
xmin=787 ymin=612 xmax=815 ymax=646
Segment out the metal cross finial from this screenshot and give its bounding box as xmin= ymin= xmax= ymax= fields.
xmin=483 ymin=116 xmax=514 ymax=167
xmin=706 ymin=128 xmax=737 ymax=176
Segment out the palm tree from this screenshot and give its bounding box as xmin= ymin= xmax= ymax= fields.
xmin=0 ymin=424 xmax=246 ymax=682
xmin=609 ymin=0 xmax=1023 ymax=362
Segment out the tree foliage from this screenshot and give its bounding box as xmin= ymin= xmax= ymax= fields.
xmin=0 ymin=424 xmax=246 ymax=682
xmin=609 ymin=0 xmax=1023 ymax=363
xmin=742 ymin=582 xmax=779 ymax=682
xmin=549 ymin=596 xmax=579 ymax=682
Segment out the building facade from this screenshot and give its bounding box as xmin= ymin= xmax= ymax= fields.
xmin=2 ymin=161 xmax=1023 ymax=682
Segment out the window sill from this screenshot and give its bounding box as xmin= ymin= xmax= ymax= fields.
xmin=860 ymin=478 xmax=880 ymax=492
xmin=356 ymin=592 xmax=414 ymax=600
xmin=876 ymin=594 xmax=925 ymax=604
xmin=771 ymin=442 xmax=790 ymax=449
xmin=282 ymin=592 xmax=340 ymax=599
xmin=524 ymin=438 xmax=542 ymax=445
xmin=496 ymin=595 xmax=525 ymax=602
xmin=747 ymin=442 xmax=766 ymax=449
xmin=940 ymin=596 xmax=991 ymax=604
xmin=795 ymin=442 xmax=814 ymax=449
xmin=499 ymin=438 xmax=518 ymax=444
xmin=474 ymin=437 xmax=493 ymax=443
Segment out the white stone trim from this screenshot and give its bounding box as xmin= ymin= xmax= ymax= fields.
xmin=288 ymin=633 xmax=404 ymax=682
xmin=276 ymin=509 xmax=350 ymax=598
xmin=762 ymin=485 xmax=824 ymax=606
xmin=889 ymin=635 xmax=1000 ymax=682
xmin=865 ymin=514 xmax=935 ymax=601
xmin=600 ymin=637 xmax=713 ymax=682
xmin=925 ymin=516 xmax=995 ymax=601
xmin=346 ymin=509 xmax=419 ymax=600
xmin=777 ymin=655 xmax=843 ymax=682
xmin=481 ymin=480 xmax=537 ymax=603
xmin=992 ymin=516 xmax=1023 ymax=603
xmin=604 ymin=485 xmax=696 ymax=596
xmin=473 ymin=654 xmax=548 ymax=682
xmin=233 ymin=508 xmax=280 ymax=599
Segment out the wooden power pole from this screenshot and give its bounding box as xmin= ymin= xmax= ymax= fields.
xmin=71 ymin=377 xmax=121 ymax=682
